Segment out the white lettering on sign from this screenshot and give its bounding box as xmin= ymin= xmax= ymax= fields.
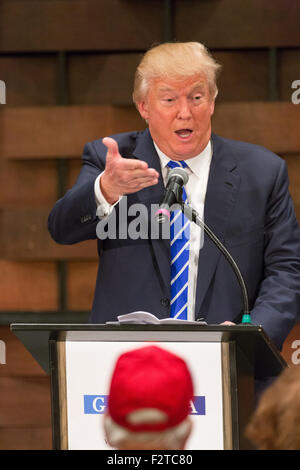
xmin=92 ymin=396 xmax=105 ymax=413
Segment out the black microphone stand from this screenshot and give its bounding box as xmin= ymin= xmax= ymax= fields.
xmin=172 ymin=187 xmax=252 ymax=325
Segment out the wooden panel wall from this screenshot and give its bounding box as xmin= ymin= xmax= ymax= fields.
xmin=0 ymin=0 xmax=300 ymax=449
xmin=0 ymin=326 xmax=52 ymax=449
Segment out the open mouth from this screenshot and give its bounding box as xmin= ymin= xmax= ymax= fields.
xmin=175 ymin=129 xmax=193 ymax=139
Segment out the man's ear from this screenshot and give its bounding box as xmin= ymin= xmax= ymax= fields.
xmin=181 ymin=418 xmax=193 ymax=449
xmin=103 ymin=414 xmax=113 ymax=448
xmin=137 ymin=100 xmax=149 ymax=121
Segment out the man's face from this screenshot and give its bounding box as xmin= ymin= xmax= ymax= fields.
xmin=137 ymin=74 xmax=215 ymax=160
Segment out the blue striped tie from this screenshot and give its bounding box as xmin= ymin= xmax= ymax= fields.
xmin=167 ymin=160 xmax=190 ymax=320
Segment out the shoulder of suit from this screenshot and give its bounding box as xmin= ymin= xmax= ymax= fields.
xmin=212 ymin=133 xmax=284 ymax=168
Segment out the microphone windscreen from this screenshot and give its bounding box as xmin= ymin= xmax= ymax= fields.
xmin=167 ymin=167 xmax=189 ymax=185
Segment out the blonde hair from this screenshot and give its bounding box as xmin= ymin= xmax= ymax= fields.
xmin=133 ymin=42 xmax=222 ymax=104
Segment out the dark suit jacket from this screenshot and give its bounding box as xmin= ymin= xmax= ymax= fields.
xmin=48 ymin=129 xmax=300 ymax=350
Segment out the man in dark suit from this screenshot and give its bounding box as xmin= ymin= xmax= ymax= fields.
xmin=48 ymin=42 xmax=300 ymax=352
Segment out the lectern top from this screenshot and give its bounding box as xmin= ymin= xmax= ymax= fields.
xmin=10 ymin=323 xmax=286 ymax=378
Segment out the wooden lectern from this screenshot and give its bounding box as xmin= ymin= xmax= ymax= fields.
xmin=11 ymin=323 xmax=286 ymax=450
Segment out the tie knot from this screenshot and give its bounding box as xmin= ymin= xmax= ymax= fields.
xmin=167 ymin=160 xmax=188 ymax=170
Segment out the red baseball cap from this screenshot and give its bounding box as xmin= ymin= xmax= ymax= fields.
xmin=107 ymin=345 xmax=194 ymax=432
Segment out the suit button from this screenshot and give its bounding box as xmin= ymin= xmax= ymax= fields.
xmin=161 ymin=297 xmax=170 ymax=307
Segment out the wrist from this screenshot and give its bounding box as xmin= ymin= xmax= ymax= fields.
xmin=100 ymin=173 xmax=120 ymax=205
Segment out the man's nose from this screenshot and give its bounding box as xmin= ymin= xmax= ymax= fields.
xmin=177 ymin=99 xmax=192 ymax=119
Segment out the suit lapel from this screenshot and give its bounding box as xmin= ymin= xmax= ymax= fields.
xmin=194 ymin=134 xmax=241 ymax=317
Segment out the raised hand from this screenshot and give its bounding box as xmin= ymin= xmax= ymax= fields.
xmin=100 ymin=137 xmax=160 ymax=204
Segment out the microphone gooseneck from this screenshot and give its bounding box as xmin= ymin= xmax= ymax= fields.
xmin=183 ymin=203 xmax=251 ymax=324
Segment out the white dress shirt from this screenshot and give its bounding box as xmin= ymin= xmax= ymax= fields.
xmin=94 ymin=139 xmax=212 ymax=320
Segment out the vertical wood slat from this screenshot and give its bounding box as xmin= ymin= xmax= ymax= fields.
xmin=57 ymin=337 xmax=68 ymax=450
xmin=268 ymin=48 xmax=279 ymax=101
xmin=221 ymin=342 xmax=234 ymax=450
xmin=56 ymin=50 xmax=69 ymax=314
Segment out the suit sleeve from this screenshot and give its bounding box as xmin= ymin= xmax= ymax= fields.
xmin=251 ymin=159 xmax=300 ymax=349
xmin=48 ymin=141 xmax=104 ymax=244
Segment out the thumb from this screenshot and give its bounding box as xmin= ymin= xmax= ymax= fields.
xmin=102 ymin=137 xmax=120 ymax=160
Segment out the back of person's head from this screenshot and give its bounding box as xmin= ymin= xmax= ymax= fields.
xmin=103 ymin=345 xmax=194 ymax=450
xmin=133 ymin=41 xmax=222 ymax=105
xmin=245 ymin=366 xmax=300 ymax=450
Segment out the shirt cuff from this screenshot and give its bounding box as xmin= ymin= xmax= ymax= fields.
xmin=94 ymin=173 xmax=121 ymax=218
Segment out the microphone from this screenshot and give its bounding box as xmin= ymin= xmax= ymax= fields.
xmin=155 ymin=167 xmax=189 ymax=223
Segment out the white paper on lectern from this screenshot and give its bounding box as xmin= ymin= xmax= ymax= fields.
xmin=64 ymin=339 xmax=224 ymax=450
xmin=116 ymin=311 xmax=207 ymax=325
